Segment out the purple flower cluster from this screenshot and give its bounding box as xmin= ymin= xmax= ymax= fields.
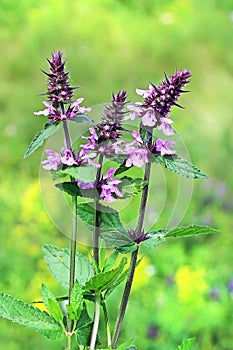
xmin=34 ymin=51 xmax=91 ymax=122
xmin=126 ymin=69 xmax=191 ymax=156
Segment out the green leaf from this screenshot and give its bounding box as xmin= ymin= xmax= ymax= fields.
xmin=103 ymin=251 xmax=119 ymax=272
xmin=23 ymin=122 xmax=61 ymax=158
xmin=141 ymin=229 xmax=167 ymax=248
xmin=114 ymin=160 xmax=131 ymax=176
xmin=43 ymin=244 xmax=94 ymax=289
xmin=55 ymin=181 xmax=99 ymax=199
xmin=70 ymin=113 xmax=95 ymax=126
xmin=119 ymin=177 xmax=147 ymax=197
xmin=75 ymin=303 xmax=93 ymax=345
xmin=78 ymin=202 xmax=127 ymax=233
xmin=66 ymin=280 xmax=83 ymax=321
xmin=41 ymin=284 xmax=63 ymax=323
xmin=0 ymin=292 xmax=63 ymax=339
xmin=151 ymin=154 xmax=208 ymax=179
xmin=117 ymin=340 xmax=137 ymax=349
xmin=100 ymin=230 xmax=134 ymax=250
xmin=84 ymin=257 xmax=127 ymax=292
xmin=176 ymin=337 xmax=195 ymax=350
xmin=165 ymin=225 xmax=218 ymax=238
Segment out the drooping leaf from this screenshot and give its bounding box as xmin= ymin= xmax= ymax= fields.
xmin=176 ymin=337 xmax=195 ymax=350
xmin=43 ymin=244 xmax=94 ymax=289
xmin=78 ymin=202 xmax=127 ymax=233
xmin=66 ymin=280 xmax=83 ymax=321
xmin=23 ymin=122 xmax=61 ymax=158
xmin=0 ymin=292 xmax=63 ymax=340
xmin=70 ymin=113 xmax=95 ymax=126
xmin=84 ymin=258 xmax=127 ymax=292
xmin=41 ymin=284 xmax=63 ymax=323
xmin=151 ymin=154 xmax=208 ymax=179
xmin=165 ymin=225 xmax=218 ymax=238
xmin=141 ymin=229 xmax=167 ymax=248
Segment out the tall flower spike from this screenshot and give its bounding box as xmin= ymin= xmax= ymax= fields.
xmin=143 ymin=69 xmax=191 ymax=118
xmin=42 ymin=51 xmax=78 ymax=105
xmin=98 ymin=90 xmax=128 ymax=141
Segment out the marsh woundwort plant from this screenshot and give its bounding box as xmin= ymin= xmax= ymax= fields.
xmin=0 ymin=51 xmax=217 ymax=350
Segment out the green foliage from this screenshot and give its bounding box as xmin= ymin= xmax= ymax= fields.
xmin=84 ymin=257 xmax=127 ymax=293
xmin=176 ymin=337 xmax=195 ymax=350
xmin=117 ymin=340 xmax=137 ymax=349
xmin=66 ymin=280 xmax=83 ymax=321
xmin=165 ymin=225 xmax=218 ymax=238
xmin=43 ymin=244 xmax=94 ymax=289
xmin=70 ymin=113 xmax=95 ymax=126
xmin=78 ymin=202 xmax=127 ymax=233
xmin=23 ymin=122 xmax=61 ymax=158
xmin=151 ymin=154 xmax=208 ymax=179
xmin=41 ymin=284 xmax=63 ymax=323
xmin=141 ymin=230 xmax=167 ymax=248
xmin=75 ymin=304 xmax=93 ymax=345
xmin=0 ymin=292 xmax=63 ymax=340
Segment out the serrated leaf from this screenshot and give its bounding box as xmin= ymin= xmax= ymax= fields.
xmin=141 ymin=229 xmax=167 ymax=248
xmin=101 ymin=230 xmax=134 ymax=250
xmin=0 ymin=292 xmax=63 ymax=339
xmin=84 ymin=258 xmax=127 ymax=292
xmin=78 ymin=202 xmax=127 ymax=233
xmin=103 ymin=251 xmax=119 ymax=272
xmin=151 ymin=154 xmax=208 ymax=179
xmin=67 ymin=280 xmax=83 ymax=321
xmin=70 ymin=113 xmax=95 ymax=126
xmin=176 ymin=337 xmax=195 ymax=350
xmin=24 ymin=122 xmax=61 ymax=158
xmin=41 ymin=284 xmax=63 ymax=323
xmin=165 ymin=225 xmax=218 ymax=238
xmin=43 ymin=244 xmax=94 ymax=289
xmin=55 ymin=181 xmax=99 ymax=199
xmin=75 ymin=303 xmax=93 ymax=345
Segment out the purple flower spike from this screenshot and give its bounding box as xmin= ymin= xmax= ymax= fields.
xmin=44 ymin=51 xmax=77 ymax=105
xmin=98 ymin=90 xmax=128 ymax=141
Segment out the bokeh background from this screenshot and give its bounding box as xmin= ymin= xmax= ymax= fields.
xmin=0 ymin=0 xmax=232 ymax=349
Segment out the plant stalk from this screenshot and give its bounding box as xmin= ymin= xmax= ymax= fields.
xmin=102 ymin=298 xmax=112 ymax=348
xmin=89 ymin=294 xmax=101 ymax=350
xmin=112 ymin=161 xmax=152 ymax=348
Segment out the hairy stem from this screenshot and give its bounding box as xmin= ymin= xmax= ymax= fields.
xmin=61 ymin=115 xmax=78 ymax=341
xmin=112 ymin=160 xmax=152 ymax=348
xmin=112 ymin=246 xmax=139 ymax=349
xmin=89 ymin=152 xmax=104 ymax=348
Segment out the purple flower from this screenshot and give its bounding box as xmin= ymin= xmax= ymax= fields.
xmin=99 ymin=168 xmax=123 ymax=203
xmin=124 ymin=131 xmax=149 ymax=168
xmin=228 ymin=279 xmax=233 ymax=294
xmin=157 ymin=117 xmax=174 ymax=136
xmin=77 ymin=180 xmax=95 ymax=189
xmin=80 ymin=128 xmax=99 ymax=154
xmin=136 ymin=83 xmax=154 ymax=98
xmin=154 ymin=139 xmax=176 ymax=156
xmin=41 ymin=149 xmax=62 ymax=170
xmin=60 ymin=147 xmax=77 ymax=166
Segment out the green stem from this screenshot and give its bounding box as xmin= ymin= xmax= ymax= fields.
xmin=61 ymin=115 xmax=78 ymax=343
xmin=102 ymin=297 xmax=112 ymax=348
xmin=65 ymin=334 xmax=72 ymax=350
xmin=112 ymin=161 xmax=152 ymax=348
xmin=89 ymin=294 xmax=101 ymax=350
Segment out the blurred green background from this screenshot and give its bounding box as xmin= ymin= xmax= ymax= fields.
xmin=0 ymin=0 xmax=232 ymax=349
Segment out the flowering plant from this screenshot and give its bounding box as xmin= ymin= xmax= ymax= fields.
xmin=0 ymin=52 xmax=217 ymax=350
